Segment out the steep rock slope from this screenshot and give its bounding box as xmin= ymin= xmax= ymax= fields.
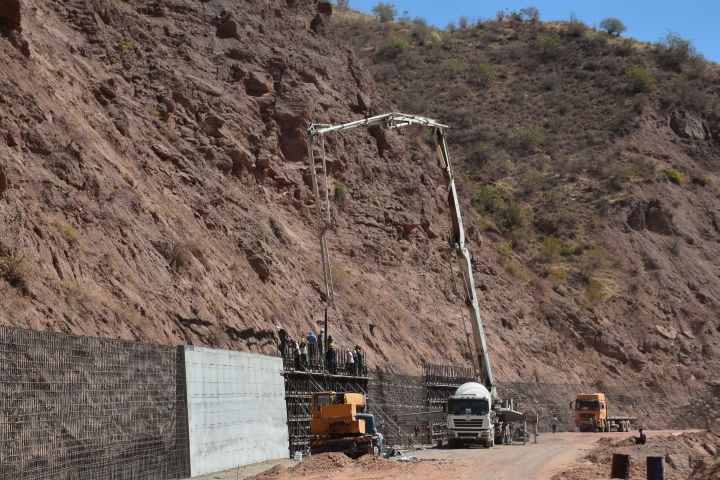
xmin=0 ymin=0 xmax=467 ymax=371
xmin=335 ymin=13 xmax=720 ymax=388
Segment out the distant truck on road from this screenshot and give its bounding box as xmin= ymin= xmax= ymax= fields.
xmin=573 ymin=393 xmax=636 ymax=432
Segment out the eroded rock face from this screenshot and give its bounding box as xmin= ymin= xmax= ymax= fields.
xmin=593 ymin=335 xmax=630 ymax=364
xmin=0 ymin=0 xmax=21 ymax=30
xmin=0 ymin=165 xmax=7 ymax=196
xmin=214 ymin=11 xmax=240 ymax=40
xmin=627 ymin=199 xmax=675 ymax=235
xmin=670 ymin=111 xmax=710 ymax=140
xmin=245 ymin=71 xmax=273 ymax=96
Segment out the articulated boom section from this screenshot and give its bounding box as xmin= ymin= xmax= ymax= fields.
xmin=435 ymin=131 xmax=495 ymax=396
xmin=307 ymin=112 xmax=495 ymax=395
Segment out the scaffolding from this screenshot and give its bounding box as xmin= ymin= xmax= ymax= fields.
xmin=423 ymin=363 xmax=475 ymax=443
xmin=281 ymin=356 xmax=369 ymax=457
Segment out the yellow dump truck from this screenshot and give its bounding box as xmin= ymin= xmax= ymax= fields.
xmin=574 ymin=393 xmax=636 ymax=432
xmin=309 ymin=391 xmax=382 ymax=457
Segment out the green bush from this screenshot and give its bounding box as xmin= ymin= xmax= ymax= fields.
xmin=498 ymin=241 xmax=513 ymax=257
xmin=695 ymin=173 xmax=714 ymax=186
xmin=582 ymin=279 xmax=607 ymax=309
xmin=61 ymin=225 xmax=79 ymax=246
xmin=578 ymin=246 xmax=608 ymax=279
xmin=560 ymin=245 xmax=575 ymax=257
xmin=664 ymin=169 xmax=685 ymax=185
xmin=513 ymin=125 xmax=548 ymax=152
xmin=442 ymin=58 xmax=464 ymax=77
xmin=504 ymin=260 xmax=529 ymax=282
xmin=474 ymin=184 xmax=528 ymax=234
xmin=625 ymin=67 xmax=656 ymax=93
xmin=599 ymin=18 xmax=626 ymax=36
xmin=537 ymin=33 xmax=562 ymax=60
xmin=566 ymin=14 xmax=585 ymax=37
xmin=658 ymin=31 xmax=696 ymax=70
xmin=473 ymin=63 xmax=498 ymax=86
xmin=539 ymin=235 xmax=561 ymax=263
xmin=546 ymin=265 xmax=567 ymax=284
xmin=334 ymin=180 xmax=349 ymax=203
xmin=371 ymin=2 xmax=397 ymax=23
xmin=377 ymin=34 xmax=410 ymax=59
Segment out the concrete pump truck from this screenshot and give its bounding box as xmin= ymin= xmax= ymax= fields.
xmin=307 ymin=113 xmax=521 ymax=451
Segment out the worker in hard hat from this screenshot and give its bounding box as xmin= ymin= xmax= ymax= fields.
xmin=354 ymin=345 xmax=364 ymax=376
xmin=326 ymin=342 xmax=337 ymax=374
xmin=346 ymin=346 xmax=356 ymax=375
xmin=299 ymin=338 xmax=308 ymax=371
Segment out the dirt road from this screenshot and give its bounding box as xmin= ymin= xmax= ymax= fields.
xmin=196 ymin=430 xmax=698 ymax=480
xmin=409 ymin=431 xmax=647 ymax=480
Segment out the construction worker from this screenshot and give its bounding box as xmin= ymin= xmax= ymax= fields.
xmin=299 ymin=339 xmax=308 ymax=371
xmin=319 ymin=328 xmax=325 ymax=355
xmin=326 ymin=342 xmax=337 ymax=374
xmin=292 ymin=339 xmax=300 ymax=370
xmin=354 ymin=345 xmax=364 ymax=376
xmin=635 ymin=428 xmax=646 ymax=445
xmin=346 ymin=346 xmax=355 ymax=375
xmin=276 ymin=325 xmax=288 ymax=358
xmin=307 ymin=329 xmax=318 ymax=366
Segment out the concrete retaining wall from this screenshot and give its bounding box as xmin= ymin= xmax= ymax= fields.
xmin=184 ymin=346 xmax=288 ymax=477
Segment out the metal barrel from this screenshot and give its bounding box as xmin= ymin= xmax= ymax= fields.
xmin=647 ymin=456 xmax=665 ymax=480
xmin=611 ymin=453 xmax=630 ymax=479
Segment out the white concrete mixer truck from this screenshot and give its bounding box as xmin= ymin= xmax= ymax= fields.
xmin=447 ymin=382 xmax=495 ymax=448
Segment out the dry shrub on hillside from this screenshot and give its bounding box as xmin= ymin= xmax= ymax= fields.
xmin=625 ymin=67 xmax=656 ymax=93
xmin=0 ymin=251 xmax=32 ymax=294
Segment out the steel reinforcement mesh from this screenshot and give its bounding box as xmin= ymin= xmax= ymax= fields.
xmin=0 ymin=326 xmax=190 ymax=480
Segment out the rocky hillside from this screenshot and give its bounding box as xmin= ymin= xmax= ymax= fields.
xmin=0 ymin=0 xmax=468 ymax=372
xmin=335 ymin=11 xmax=720 ymax=388
xmin=0 ymin=0 xmax=718 ymax=393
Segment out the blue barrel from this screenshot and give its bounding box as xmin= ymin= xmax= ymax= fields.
xmin=647 ymin=456 xmax=665 ymax=480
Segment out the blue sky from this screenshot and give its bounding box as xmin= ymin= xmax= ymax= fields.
xmin=347 ymin=0 xmax=720 ymax=63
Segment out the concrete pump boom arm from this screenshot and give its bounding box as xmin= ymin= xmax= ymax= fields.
xmin=307 ymin=112 xmax=495 ymax=395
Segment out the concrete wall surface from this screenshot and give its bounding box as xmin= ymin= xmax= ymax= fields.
xmin=184 ymin=346 xmax=288 ymax=477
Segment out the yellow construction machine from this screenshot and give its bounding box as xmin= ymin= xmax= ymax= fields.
xmin=309 ymin=391 xmax=383 ymax=457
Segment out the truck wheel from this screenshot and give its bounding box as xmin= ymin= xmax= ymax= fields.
xmin=484 ymin=440 xmax=494 ymax=448
xmin=448 ymin=438 xmax=458 ymax=449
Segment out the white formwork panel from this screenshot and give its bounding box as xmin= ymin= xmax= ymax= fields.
xmin=184 ymin=346 xmax=289 ymax=477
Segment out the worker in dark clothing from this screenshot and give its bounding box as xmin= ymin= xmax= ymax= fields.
xmin=276 ymin=325 xmax=288 ymax=358
xmin=635 ymin=428 xmax=646 ymax=445
xmin=326 ymin=342 xmax=337 ymax=374
xmin=354 ymin=345 xmax=364 ymax=376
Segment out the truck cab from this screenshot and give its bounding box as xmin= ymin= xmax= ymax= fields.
xmin=574 ymin=392 xmax=607 ymax=432
xmin=447 ymin=382 xmax=495 ymax=448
